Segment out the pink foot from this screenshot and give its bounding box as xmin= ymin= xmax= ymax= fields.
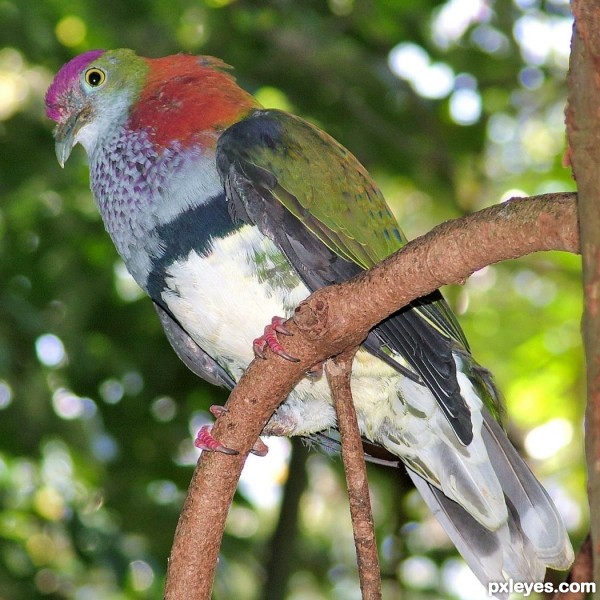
xmin=205 ymin=405 xmax=270 ymax=457
xmin=253 ymin=316 xmax=299 ymax=362
xmin=195 ymin=425 xmax=238 ymax=455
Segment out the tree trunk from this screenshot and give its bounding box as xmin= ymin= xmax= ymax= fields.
xmin=566 ymin=3 xmax=600 ymax=589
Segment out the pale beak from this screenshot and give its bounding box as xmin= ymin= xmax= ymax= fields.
xmin=54 ymin=112 xmax=83 ymax=168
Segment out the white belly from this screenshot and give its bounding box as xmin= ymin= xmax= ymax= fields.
xmin=161 ymin=225 xmax=342 ymax=433
xmin=159 ymin=224 xmax=399 ymax=435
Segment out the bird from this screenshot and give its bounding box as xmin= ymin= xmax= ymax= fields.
xmin=45 ymin=49 xmax=573 ymax=594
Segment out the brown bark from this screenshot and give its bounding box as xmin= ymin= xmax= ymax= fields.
xmin=325 ymin=350 xmax=382 ymax=600
xmin=163 ymin=192 xmax=579 ymax=600
xmin=567 ymin=2 xmax=600 ymax=590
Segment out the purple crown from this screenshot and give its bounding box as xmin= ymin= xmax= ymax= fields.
xmin=45 ymin=50 xmax=105 ymax=122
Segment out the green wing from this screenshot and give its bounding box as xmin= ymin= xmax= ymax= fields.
xmin=218 ymin=108 xmax=468 ymax=347
xmin=246 ymin=112 xmax=406 ymax=269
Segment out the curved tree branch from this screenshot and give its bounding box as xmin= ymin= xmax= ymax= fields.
xmin=163 ymin=192 xmax=579 ymax=600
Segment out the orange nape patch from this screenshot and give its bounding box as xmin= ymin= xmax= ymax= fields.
xmin=128 ymin=55 xmax=260 ymax=149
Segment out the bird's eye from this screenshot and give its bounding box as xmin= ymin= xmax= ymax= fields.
xmin=85 ymin=68 xmax=106 ymax=88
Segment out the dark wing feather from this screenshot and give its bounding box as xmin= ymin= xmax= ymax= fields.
xmin=154 ymin=302 xmax=236 ymax=390
xmin=372 ymin=301 xmax=472 ymax=439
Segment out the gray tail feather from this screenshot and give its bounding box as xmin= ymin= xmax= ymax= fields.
xmin=481 ymin=411 xmax=573 ymax=569
xmin=407 ymin=469 xmax=504 ymax=593
xmin=406 ymin=409 xmax=573 ymax=597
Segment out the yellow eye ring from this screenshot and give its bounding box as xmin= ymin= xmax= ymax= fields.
xmin=85 ymin=68 xmax=106 ymax=88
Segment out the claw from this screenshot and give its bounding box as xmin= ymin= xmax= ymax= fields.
xmin=250 ymin=438 xmax=269 ymax=457
xmin=209 ymin=405 xmax=228 ymax=418
xmin=253 ymin=316 xmax=300 ymax=362
xmin=272 ymin=320 xmax=292 ymax=336
xmin=252 ymin=338 xmax=267 ymax=359
xmin=195 ymin=425 xmax=238 ymax=455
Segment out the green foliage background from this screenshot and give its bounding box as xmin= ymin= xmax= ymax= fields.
xmin=0 ymin=1 xmax=586 ymax=599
